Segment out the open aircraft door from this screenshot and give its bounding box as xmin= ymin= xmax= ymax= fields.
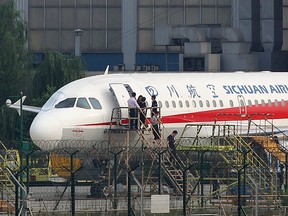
xmin=109 ymin=83 xmax=132 ymax=123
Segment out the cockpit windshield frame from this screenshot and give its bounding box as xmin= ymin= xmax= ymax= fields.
xmin=42 ymin=92 xmax=66 ymax=111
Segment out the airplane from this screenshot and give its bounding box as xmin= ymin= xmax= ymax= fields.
xmin=6 ymin=67 xmax=288 ymax=151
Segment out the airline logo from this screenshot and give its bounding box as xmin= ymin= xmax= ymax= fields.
xmin=145 ymin=84 xmax=218 ymax=99
xmin=145 ymin=86 xmax=158 ymax=96
xmin=223 ymin=84 xmax=288 ymax=95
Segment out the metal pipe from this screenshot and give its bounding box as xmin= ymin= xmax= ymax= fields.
xmin=133 ymin=175 xmax=143 ymax=216
xmin=158 ymin=152 xmax=162 ymax=194
xmin=247 ymin=175 xmax=258 ymax=216
xmin=183 ymin=170 xmax=187 ymax=216
xmin=237 ymin=168 xmax=241 ymax=216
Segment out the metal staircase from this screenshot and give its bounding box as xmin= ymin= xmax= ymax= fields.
xmin=175 ymin=124 xmax=279 ymax=207
xmin=220 ymin=134 xmax=278 ymax=195
xmin=108 ymin=107 xmax=199 ymax=195
xmin=252 ymin=136 xmax=286 ymax=163
xmin=135 ymin=123 xmax=199 ymax=195
xmin=247 ymin=118 xmax=288 ymax=164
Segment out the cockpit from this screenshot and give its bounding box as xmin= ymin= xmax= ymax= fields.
xmin=55 ymin=97 xmax=102 ymax=110
xmin=42 ymin=92 xmax=102 ymax=111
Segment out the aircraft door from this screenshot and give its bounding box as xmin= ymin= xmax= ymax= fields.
xmin=109 ymin=83 xmax=131 ymax=120
xmin=237 ymin=95 xmax=247 ymax=117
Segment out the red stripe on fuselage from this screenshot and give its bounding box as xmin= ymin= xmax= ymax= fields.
xmin=77 ymin=102 xmax=288 ymax=127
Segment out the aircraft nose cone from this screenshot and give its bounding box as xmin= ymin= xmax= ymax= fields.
xmin=30 ymin=112 xmax=62 ymax=150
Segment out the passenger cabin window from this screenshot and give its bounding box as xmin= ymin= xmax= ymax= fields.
xmin=165 ymin=101 xmax=169 ymax=108
xmin=206 ymin=100 xmax=210 ymax=107
xmin=254 ymin=100 xmax=259 ymax=107
xmin=185 ymin=100 xmax=190 ymax=108
xmin=158 ymin=101 xmax=162 ymax=108
xmin=229 ymin=100 xmax=234 ymax=107
xmin=261 ymin=100 xmax=265 ymax=107
xmin=275 ymin=99 xmax=279 ymax=107
xmin=55 ymin=98 xmax=76 ymax=108
xmin=247 ymin=100 xmax=252 ymax=106
xmin=212 ymin=100 xmax=217 ymax=107
xmin=89 ymin=98 xmax=102 ymax=109
xmin=179 ymin=101 xmax=183 ymax=108
xmin=199 ymin=100 xmax=203 ymax=107
xmin=172 ymin=101 xmax=176 ymax=108
xmin=268 ymin=99 xmax=272 ymax=107
xmin=219 ymin=100 xmax=224 ymax=107
xmin=281 ymin=99 xmax=285 ymax=107
xmin=192 ymin=100 xmax=196 ymax=108
xmin=76 ymin=98 xmax=91 ymax=109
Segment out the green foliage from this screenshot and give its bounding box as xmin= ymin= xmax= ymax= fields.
xmin=0 ymin=1 xmax=32 ymax=105
xmin=32 ymin=85 xmax=57 ymax=107
xmin=0 ymin=2 xmax=32 ymax=144
xmin=32 ymin=51 xmax=85 ymax=106
xmin=0 ymin=3 xmax=85 ymax=145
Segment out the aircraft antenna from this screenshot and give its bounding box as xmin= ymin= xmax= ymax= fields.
xmin=104 ymin=65 xmax=109 ymax=75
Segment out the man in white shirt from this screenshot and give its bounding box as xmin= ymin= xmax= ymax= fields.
xmin=127 ymin=92 xmax=140 ymax=129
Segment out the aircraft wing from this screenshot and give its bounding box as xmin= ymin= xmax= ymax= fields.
xmin=6 ymin=96 xmax=41 ymax=114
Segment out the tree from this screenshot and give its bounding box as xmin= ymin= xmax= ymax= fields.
xmin=0 ymin=2 xmax=85 ymax=145
xmin=32 ymin=51 xmax=85 ymax=106
xmin=0 ymin=1 xmax=32 ymax=105
xmin=0 ymin=2 xmax=32 ymax=145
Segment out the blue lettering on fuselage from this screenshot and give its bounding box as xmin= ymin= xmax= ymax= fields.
xmin=223 ymin=84 xmax=288 ymax=95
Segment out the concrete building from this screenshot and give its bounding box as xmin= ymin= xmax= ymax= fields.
xmin=5 ymin=0 xmax=288 ymax=72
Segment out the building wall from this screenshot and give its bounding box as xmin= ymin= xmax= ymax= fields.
xmin=137 ymin=0 xmax=231 ymax=52
xmin=28 ymin=0 xmax=121 ymax=52
xmin=1 ymin=0 xmax=288 ymax=71
xmin=283 ymin=0 xmax=288 ymax=50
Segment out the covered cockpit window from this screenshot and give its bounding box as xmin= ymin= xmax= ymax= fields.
xmin=55 ymin=98 xmax=76 ymax=108
xmin=76 ymin=97 xmax=91 ymax=109
xmin=89 ymin=98 xmax=102 ymax=109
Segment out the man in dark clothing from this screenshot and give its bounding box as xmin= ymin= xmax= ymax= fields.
xmin=151 ymin=111 xmax=161 ymax=141
xmin=167 ymin=130 xmax=178 ymax=164
xmin=139 ymin=97 xmax=147 ymax=129
xmin=151 ymin=95 xmax=158 ymax=116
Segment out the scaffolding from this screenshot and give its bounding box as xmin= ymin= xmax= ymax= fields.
xmin=1 ymin=110 xmax=288 ymax=215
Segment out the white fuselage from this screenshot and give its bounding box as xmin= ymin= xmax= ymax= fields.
xmin=29 ymin=72 xmax=288 ymax=150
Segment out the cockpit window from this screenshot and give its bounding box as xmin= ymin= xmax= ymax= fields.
xmin=55 ymin=98 xmax=76 ymax=108
xmin=89 ymin=98 xmax=102 ymax=109
xmin=76 ymin=98 xmax=91 ymax=109
xmin=42 ymin=92 xmax=66 ymax=111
